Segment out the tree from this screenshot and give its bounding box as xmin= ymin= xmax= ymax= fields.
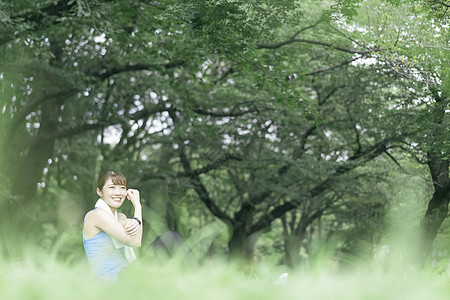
xmin=331 ymin=0 xmax=449 ymax=265
xmin=158 ymin=4 xmax=408 ymax=258
xmin=1 ymin=0 xmax=445 ymax=265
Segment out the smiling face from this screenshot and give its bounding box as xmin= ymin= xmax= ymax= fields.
xmin=97 ymin=178 xmax=127 ymax=211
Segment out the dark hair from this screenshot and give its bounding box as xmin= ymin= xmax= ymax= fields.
xmin=97 ymin=170 xmax=127 ymax=190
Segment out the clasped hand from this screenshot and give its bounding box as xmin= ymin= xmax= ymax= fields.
xmin=124 ymin=218 xmax=141 ymax=236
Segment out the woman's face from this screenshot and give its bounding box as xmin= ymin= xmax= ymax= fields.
xmin=97 ymin=178 xmax=127 ymax=209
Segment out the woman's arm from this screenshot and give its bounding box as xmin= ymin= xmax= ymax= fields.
xmin=118 ymin=213 xmax=141 ymax=236
xmin=125 ymin=189 xmax=143 ymax=241
xmin=92 ymin=209 xmax=142 ymax=247
xmin=91 ymin=189 xmax=143 ymax=248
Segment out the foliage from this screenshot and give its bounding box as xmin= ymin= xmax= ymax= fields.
xmin=1 ymin=253 xmax=450 ymax=300
xmin=0 ymin=0 xmax=448 ymax=270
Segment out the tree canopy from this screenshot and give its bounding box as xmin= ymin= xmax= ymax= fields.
xmin=0 ymin=0 xmax=448 ymax=266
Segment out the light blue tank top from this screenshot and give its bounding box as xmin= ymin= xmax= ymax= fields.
xmin=83 ymin=208 xmax=129 ymax=282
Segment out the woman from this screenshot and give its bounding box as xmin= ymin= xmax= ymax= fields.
xmin=83 ymin=170 xmax=142 ymax=282
xmin=83 ymin=170 xmax=194 ymax=282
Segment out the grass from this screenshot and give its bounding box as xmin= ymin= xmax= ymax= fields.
xmin=1 ymin=250 xmax=450 ymax=300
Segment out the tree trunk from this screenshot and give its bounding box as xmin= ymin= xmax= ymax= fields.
xmin=281 ymin=207 xmax=324 ymax=268
xmin=418 ymin=152 xmax=449 ymax=266
xmin=7 ymin=37 xmax=66 ymax=220
xmin=0 ymin=98 xmax=59 ymax=258
xmin=283 ymin=234 xmax=304 ymax=268
xmin=417 ymin=93 xmax=450 ymax=267
xmin=14 ymin=102 xmax=59 ymax=195
xmin=282 ymin=215 xmax=312 ymax=268
xmin=228 ymin=226 xmax=257 ymax=261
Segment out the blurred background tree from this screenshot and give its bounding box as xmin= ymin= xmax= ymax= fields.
xmin=0 ymin=0 xmax=447 ymax=269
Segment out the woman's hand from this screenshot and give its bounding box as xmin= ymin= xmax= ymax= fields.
xmin=126 ymin=189 xmax=141 ymax=207
xmin=124 ymin=218 xmax=141 ymax=236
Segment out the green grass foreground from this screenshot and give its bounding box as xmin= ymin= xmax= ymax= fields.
xmin=1 ymin=253 xmax=450 ymax=300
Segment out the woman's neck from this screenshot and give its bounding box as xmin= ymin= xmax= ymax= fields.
xmin=109 ymin=206 xmax=116 ymax=214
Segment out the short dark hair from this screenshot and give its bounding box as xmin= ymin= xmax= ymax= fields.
xmin=97 ymin=170 xmax=127 ymax=190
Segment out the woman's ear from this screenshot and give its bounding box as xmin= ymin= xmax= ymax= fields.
xmin=96 ymin=187 xmax=103 ymax=198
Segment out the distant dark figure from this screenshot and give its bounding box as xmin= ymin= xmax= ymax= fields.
xmin=151 ymin=230 xmax=198 ymax=264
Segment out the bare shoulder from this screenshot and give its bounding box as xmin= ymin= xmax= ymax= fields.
xmin=85 ymin=208 xmax=114 ymax=225
xmin=84 ymin=209 xmax=120 ymax=238
xmin=84 ymin=209 xmax=98 ymax=222
xmin=86 ymin=208 xmax=107 ymax=219
xmin=84 ymin=209 xmax=107 ymax=239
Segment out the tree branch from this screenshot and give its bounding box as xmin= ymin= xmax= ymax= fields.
xmin=192 ymin=100 xmax=257 ymax=117
xmin=177 ymin=153 xmax=242 ymax=177
xmin=23 ymin=103 xmax=170 ymax=148
xmin=430 ymin=1 xmax=450 ymax=8
xmin=306 ymin=57 xmax=359 ymax=76
xmin=256 ymin=20 xmax=322 ymax=49
xmin=13 ymin=0 xmax=76 ymax=22
xmin=90 ymin=61 xmax=184 ymax=80
xmin=250 ymin=137 xmax=400 ymax=233
xmin=291 ymin=20 xmax=323 ymax=39
xmin=257 ymin=38 xmax=369 ymax=54
xmin=178 ymin=144 xmax=233 ymax=223
xmin=129 ymin=102 xmax=171 ymax=120
xmin=292 ymin=125 xmax=317 ymax=159
xmin=169 ymin=110 xmax=233 ymax=223
xmin=383 ymin=150 xmax=402 ymax=167
xmin=6 ymin=88 xmax=78 ymax=138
